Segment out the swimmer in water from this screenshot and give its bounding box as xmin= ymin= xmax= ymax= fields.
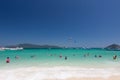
xmin=73 ymin=54 xmax=76 ymax=56
xmin=59 ymin=55 xmax=62 ymax=58
xmin=94 ymin=55 xmax=97 ymax=58
xmin=113 ymin=55 xmax=117 ymax=60
xmin=6 ymin=57 xmax=10 ymax=63
xmin=15 ymin=56 xmax=19 ymax=59
xmin=99 ymin=55 xmax=102 ymax=58
xmin=84 ymin=54 xmax=86 ymax=57
xmin=84 ymin=53 xmax=89 ymax=58
xmin=87 ymin=53 xmax=89 ymax=56
xmin=65 ymin=56 xmax=67 ymax=60
xmin=31 ymin=55 xmax=36 ymax=58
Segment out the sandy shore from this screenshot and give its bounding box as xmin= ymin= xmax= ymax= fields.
xmin=68 ymin=76 xmax=120 ymax=80
xmin=43 ymin=76 xmax=120 ymax=80
xmin=0 ymin=67 xmax=120 ymax=80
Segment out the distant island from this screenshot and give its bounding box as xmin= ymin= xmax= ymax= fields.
xmin=5 ymin=43 xmax=62 ymax=49
xmin=3 ymin=43 xmax=120 ymax=50
xmin=104 ymin=44 xmax=120 ymax=51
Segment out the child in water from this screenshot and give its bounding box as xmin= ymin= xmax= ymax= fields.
xmin=6 ymin=57 xmax=10 ymax=63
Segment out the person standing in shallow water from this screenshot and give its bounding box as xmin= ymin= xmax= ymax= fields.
xmin=113 ymin=55 xmax=117 ymax=60
xmin=65 ymin=56 xmax=67 ymax=60
xmin=6 ymin=57 xmax=10 ymax=63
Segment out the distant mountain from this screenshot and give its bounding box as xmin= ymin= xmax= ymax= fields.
xmin=6 ymin=43 xmax=120 ymax=50
xmin=105 ymin=44 xmax=120 ymax=51
xmin=6 ymin=43 xmax=62 ymax=49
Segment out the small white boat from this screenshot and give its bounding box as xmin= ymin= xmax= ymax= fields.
xmin=0 ymin=47 xmax=5 ymax=51
xmin=9 ymin=47 xmax=23 ymax=50
xmin=0 ymin=47 xmax=23 ymax=51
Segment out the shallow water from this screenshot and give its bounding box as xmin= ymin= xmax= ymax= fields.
xmin=0 ymin=49 xmax=120 ymax=80
xmin=0 ymin=49 xmax=120 ymax=69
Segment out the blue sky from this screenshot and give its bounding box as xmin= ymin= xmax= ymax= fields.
xmin=0 ymin=0 xmax=120 ymax=47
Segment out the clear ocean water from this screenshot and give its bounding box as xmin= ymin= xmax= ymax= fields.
xmin=0 ymin=49 xmax=120 ymax=69
xmin=0 ymin=49 xmax=120 ymax=80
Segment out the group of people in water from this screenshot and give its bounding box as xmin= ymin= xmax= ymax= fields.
xmin=5 ymin=53 xmax=118 ymax=63
xmin=49 ymin=54 xmax=68 ymax=60
xmin=94 ymin=55 xmax=102 ymax=58
xmin=83 ymin=53 xmax=118 ymax=60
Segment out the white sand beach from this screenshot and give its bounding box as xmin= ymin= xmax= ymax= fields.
xmin=0 ymin=67 xmax=120 ymax=80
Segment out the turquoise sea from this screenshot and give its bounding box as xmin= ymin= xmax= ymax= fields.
xmin=0 ymin=49 xmax=120 ymax=69
xmin=0 ymin=49 xmax=120 ymax=80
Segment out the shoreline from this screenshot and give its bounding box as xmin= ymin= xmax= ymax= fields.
xmin=0 ymin=66 xmax=120 ymax=80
